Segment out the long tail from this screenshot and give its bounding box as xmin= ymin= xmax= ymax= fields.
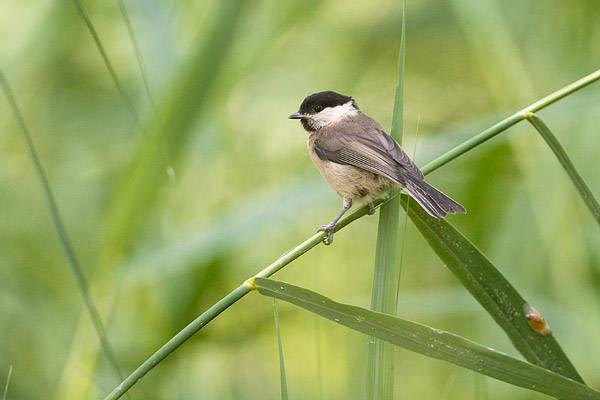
xmin=403 ymin=175 xmax=466 ymax=218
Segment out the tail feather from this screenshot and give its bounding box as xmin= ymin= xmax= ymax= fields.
xmin=403 ymin=175 xmax=466 ymax=218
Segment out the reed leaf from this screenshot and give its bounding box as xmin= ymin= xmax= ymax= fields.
xmin=400 ymin=194 xmax=584 ymax=382
xmin=253 ymin=278 xmax=599 ymax=400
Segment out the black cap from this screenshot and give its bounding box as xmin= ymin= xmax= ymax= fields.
xmin=298 ymin=91 xmax=355 ymax=115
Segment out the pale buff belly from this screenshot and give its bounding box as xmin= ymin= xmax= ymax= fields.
xmin=310 ymin=152 xmax=395 ymax=203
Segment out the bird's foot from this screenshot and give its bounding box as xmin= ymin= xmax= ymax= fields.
xmin=317 ymin=223 xmax=335 ymax=245
xmin=367 ymin=202 xmax=376 ymax=215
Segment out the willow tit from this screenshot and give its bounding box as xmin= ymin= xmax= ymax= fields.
xmin=289 ymin=91 xmax=466 ymax=245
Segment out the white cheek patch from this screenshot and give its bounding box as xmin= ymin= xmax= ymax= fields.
xmin=312 ymin=101 xmax=358 ymax=127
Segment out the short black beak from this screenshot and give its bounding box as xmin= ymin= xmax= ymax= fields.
xmin=288 ymin=112 xmax=305 ymax=119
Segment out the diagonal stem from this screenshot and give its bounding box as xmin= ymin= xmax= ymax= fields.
xmin=421 ymin=68 xmax=600 ymax=176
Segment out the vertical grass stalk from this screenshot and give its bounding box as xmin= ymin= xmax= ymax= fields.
xmin=366 ymin=1 xmax=406 ymax=398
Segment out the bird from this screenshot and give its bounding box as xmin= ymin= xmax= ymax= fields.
xmin=289 ymin=90 xmax=466 ymax=245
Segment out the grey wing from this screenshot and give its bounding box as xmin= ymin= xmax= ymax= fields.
xmin=372 ymin=131 xmax=424 ymax=179
xmin=314 ymin=122 xmax=423 ymax=186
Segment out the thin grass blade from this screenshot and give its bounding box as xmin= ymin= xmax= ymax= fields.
xmin=0 ymin=67 xmax=126 ymax=385
xmin=274 ymin=300 xmax=289 ymax=400
xmin=253 ymin=278 xmax=600 ymax=400
xmin=2 ymin=365 xmax=12 ymax=400
xmin=400 ymin=194 xmax=584 ymax=382
xmin=526 ymin=112 xmax=600 ymax=225
xmin=117 ymin=0 xmax=158 ymax=115
xmin=72 ymin=0 xmax=140 ymax=125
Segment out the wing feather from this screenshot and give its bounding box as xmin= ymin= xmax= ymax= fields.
xmin=313 ymin=114 xmax=423 ymax=185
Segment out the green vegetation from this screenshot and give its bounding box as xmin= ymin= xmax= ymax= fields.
xmin=1 ymin=1 xmax=599 ymax=399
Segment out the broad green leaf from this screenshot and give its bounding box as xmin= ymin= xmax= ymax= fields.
xmin=253 ymin=278 xmax=600 ymax=400
xmin=400 ymin=194 xmax=583 ymax=382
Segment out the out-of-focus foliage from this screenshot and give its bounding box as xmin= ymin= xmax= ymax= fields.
xmin=1 ymin=0 xmax=599 ymax=399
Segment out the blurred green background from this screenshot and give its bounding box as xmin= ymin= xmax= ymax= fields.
xmin=1 ymin=0 xmax=600 ymax=398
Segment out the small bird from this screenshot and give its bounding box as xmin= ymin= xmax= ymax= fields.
xmin=289 ymin=90 xmax=466 ymax=245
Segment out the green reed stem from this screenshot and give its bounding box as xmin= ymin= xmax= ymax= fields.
xmin=421 ymin=68 xmax=600 ymax=176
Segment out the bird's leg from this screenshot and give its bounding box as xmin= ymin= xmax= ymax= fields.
xmin=367 ymin=202 xmax=376 ymax=215
xmin=318 ymin=197 xmax=353 ymax=245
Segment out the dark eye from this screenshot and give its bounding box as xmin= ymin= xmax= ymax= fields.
xmin=314 ymin=105 xmax=323 ymax=112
